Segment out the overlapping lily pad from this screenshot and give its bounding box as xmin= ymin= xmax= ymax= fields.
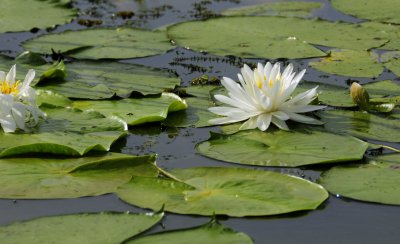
xmin=222 ymin=1 xmax=322 ymax=18
xmin=196 ymin=129 xmax=368 ymax=167
xmin=319 ymin=162 xmax=400 ymax=205
xmin=318 ymin=110 xmax=400 ymax=142
xmin=332 ymin=0 xmax=400 ymax=24
xmin=0 ymin=107 xmax=126 ymax=157
xmin=0 ymin=0 xmax=77 ymax=33
xmin=73 ymin=93 xmax=187 ymax=126
xmin=167 ymin=16 xmax=387 ymax=59
xmin=117 ymin=167 xmax=328 ymax=216
xmin=309 ymin=49 xmax=383 ymax=78
xmin=163 ymin=86 xmax=219 ymax=128
xmin=381 ymin=51 xmax=400 ymax=77
xmin=129 ymin=220 xmax=252 ymax=244
xmin=22 ymin=28 xmax=172 ymax=59
xmin=0 ymin=153 xmax=157 ymax=199
xmin=0 ymin=211 xmax=163 ymax=243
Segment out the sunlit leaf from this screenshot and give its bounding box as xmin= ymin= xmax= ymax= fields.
xmin=117 ymin=167 xmax=328 ymax=216
xmin=0 ymin=212 xmax=163 ymax=243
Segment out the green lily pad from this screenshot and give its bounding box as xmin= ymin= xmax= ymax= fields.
xmin=318 ymin=110 xmax=400 ymax=142
xmin=36 ymin=89 xmax=72 ymax=108
xmin=0 ymin=153 xmax=157 ymax=198
xmin=381 ymin=51 xmax=400 ymax=77
xmin=22 ymin=28 xmax=172 ymax=59
xmin=73 ymin=93 xmax=187 ymax=126
xmin=0 ymin=107 xmax=126 ymax=157
xmin=163 ymin=86 xmax=219 ymax=128
xmin=222 ymin=1 xmax=322 ymax=18
xmin=0 ymin=211 xmax=163 ymax=243
xmin=117 ymin=167 xmax=328 ymax=216
xmin=196 ymin=129 xmax=368 ymax=167
xmin=129 ymin=220 xmax=252 ymax=244
xmin=332 ymin=0 xmax=400 ymax=24
xmin=319 ymin=162 xmax=400 ymax=205
xmin=367 ymin=153 xmax=400 ymax=164
xmin=0 ymin=0 xmax=77 ymax=33
xmin=167 ymin=16 xmax=387 ymax=59
xmin=360 ymin=22 xmax=400 ymax=51
xmin=309 ymin=49 xmax=383 ymax=78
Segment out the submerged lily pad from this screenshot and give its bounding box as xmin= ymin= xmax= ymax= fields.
xmin=0 ymin=211 xmax=163 ymax=243
xmin=318 ymin=110 xmax=400 ymax=142
xmin=319 ymin=162 xmax=400 ymax=205
xmin=117 ymin=167 xmax=328 ymax=216
xmin=129 ymin=220 xmax=252 ymax=244
xmin=0 ymin=107 xmax=126 ymax=157
xmin=167 ymin=16 xmax=387 ymax=59
xmin=163 ymin=86 xmax=219 ymax=128
xmin=22 ymin=28 xmax=172 ymax=59
xmin=196 ymin=129 xmax=368 ymax=167
xmin=0 ymin=0 xmax=77 ymax=33
xmin=73 ymin=93 xmax=187 ymax=126
xmin=309 ymin=49 xmax=383 ymax=78
xmin=0 ymin=153 xmax=157 ymax=198
xmin=222 ymin=1 xmax=322 ymax=18
xmin=332 ymin=0 xmax=400 ymax=24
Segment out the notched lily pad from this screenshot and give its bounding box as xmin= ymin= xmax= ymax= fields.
xmin=0 ymin=107 xmax=127 ymax=157
xmin=73 ymin=93 xmax=187 ymax=126
xmin=0 ymin=153 xmax=158 ymax=199
xmin=128 ymin=219 xmax=252 ymax=244
xmin=309 ymin=49 xmax=383 ymax=78
xmin=196 ymin=128 xmax=368 ymax=167
xmin=22 ymin=28 xmax=172 ymax=59
xmin=117 ymin=167 xmax=328 ymax=216
xmin=0 ymin=211 xmax=163 ymax=243
xmin=319 ymin=162 xmax=400 ymax=205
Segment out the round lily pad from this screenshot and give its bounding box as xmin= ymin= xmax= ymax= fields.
xmin=309 ymin=49 xmax=383 ymax=78
xmin=196 ymin=129 xmax=368 ymax=167
xmin=0 ymin=107 xmax=127 ymax=157
xmin=22 ymin=28 xmax=172 ymax=59
xmin=0 ymin=153 xmax=158 ymax=199
xmin=332 ymin=0 xmax=400 ymax=24
xmin=0 ymin=0 xmax=77 ymax=33
xmin=117 ymin=167 xmax=329 ymax=217
xmin=129 ymin=220 xmax=252 ymax=244
xmin=167 ymin=16 xmax=387 ymax=59
xmin=0 ymin=211 xmax=163 ymax=243
xmin=318 ymin=110 xmax=400 ymax=142
xmin=319 ymin=162 xmax=400 ymax=205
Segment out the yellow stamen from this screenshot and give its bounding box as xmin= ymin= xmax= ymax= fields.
xmin=0 ymin=80 xmax=20 ymax=95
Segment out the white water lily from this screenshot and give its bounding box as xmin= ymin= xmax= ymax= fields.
xmin=0 ymin=65 xmax=45 ymax=133
xmin=208 ymin=62 xmax=325 ymax=131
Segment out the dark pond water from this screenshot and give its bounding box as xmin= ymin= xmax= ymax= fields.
xmin=0 ymin=0 xmax=399 ymax=243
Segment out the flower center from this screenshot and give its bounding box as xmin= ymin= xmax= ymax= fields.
xmin=0 ymin=80 xmax=20 ymax=95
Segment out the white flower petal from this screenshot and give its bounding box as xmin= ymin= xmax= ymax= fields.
xmin=6 ymin=64 xmax=16 ymax=84
xmin=0 ymin=116 xmax=17 ymax=133
xmin=286 ymin=112 xmax=324 ymax=125
xmin=19 ymin=69 xmax=35 ymax=95
xmin=208 ymin=116 xmax=246 ymax=125
xmin=272 ymin=111 xmax=290 ymax=120
xmin=11 ymin=103 xmax=28 ymax=131
xmin=0 ymin=71 xmax=5 ymax=82
xmin=239 ymin=116 xmax=258 ymax=130
xmin=271 ymin=116 xmax=289 ymax=131
xmin=256 ymin=113 xmax=272 ymax=131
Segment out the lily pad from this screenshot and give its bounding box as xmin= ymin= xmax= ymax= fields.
xmin=0 ymin=211 xmax=163 ymax=243
xmin=381 ymin=51 xmax=400 ymax=77
xmin=0 ymin=107 xmax=126 ymax=157
xmin=318 ymin=110 xmax=400 ymax=142
xmin=296 ymin=82 xmax=354 ymax=107
xmin=319 ymin=162 xmax=400 ymax=205
xmin=167 ymin=16 xmax=387 ymax=59
xmin=22 ymin=28 xmax=172 ymax=59
xmin=129 ymin=220 xmax=252 ymax=244
xmin=73 ymin=93 xmax=187 ymax=126
xmin=309 ymin=49 xmax=383 ymax=78
xmin=163 ymin=86 xmax=219 ymax=128
xmin=117 ymin=167 xmax=328 ymax=216
xmin=36 ymin=61 xmax=181 ymax=99
xmin=332 ymin=0 xmax=400 ymax=24
xmin=367 ymin=153 xmax=400 ymax=164
xmin=0 ymin=153 xmax=158 ymax=198
xmin=222 ymin=1 xmax=322 ymax=18
xmin=0 ymin=0 xmax=77 ymax=33
xmin=36 ymin=89 xmax=72 ymax=108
